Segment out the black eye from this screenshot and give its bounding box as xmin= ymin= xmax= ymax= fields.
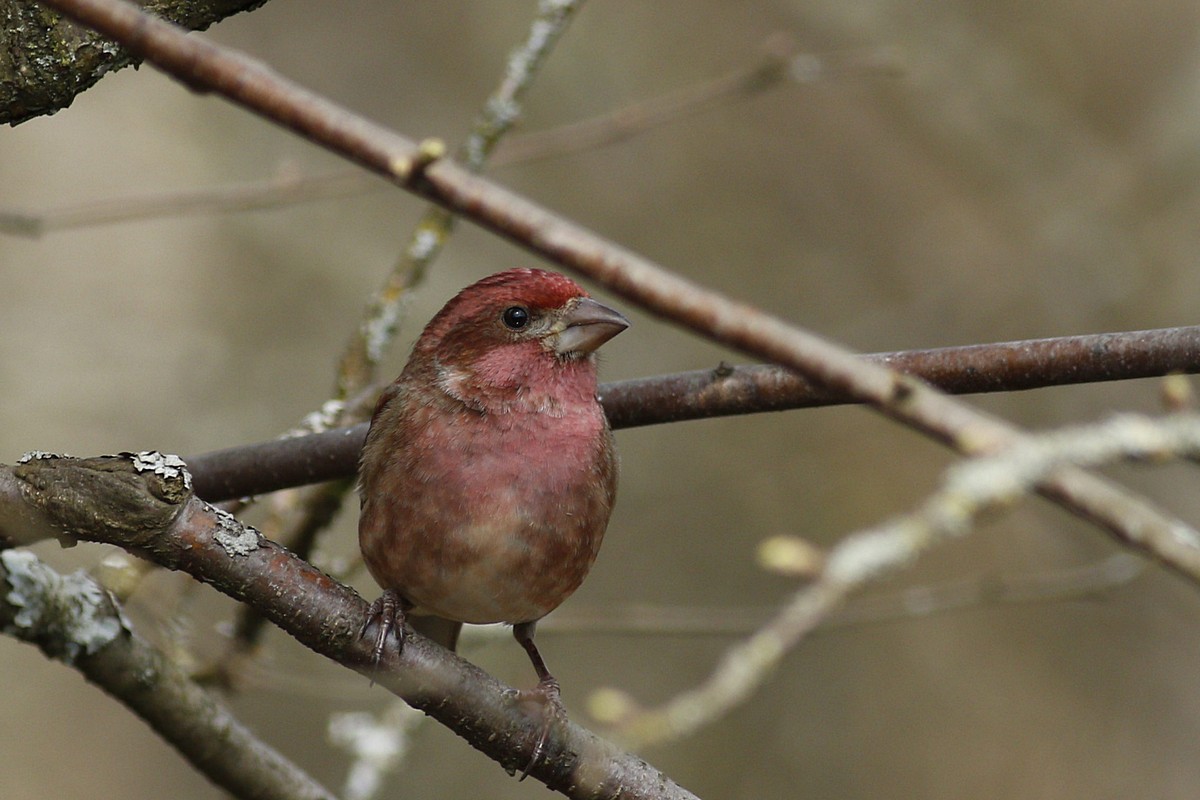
xmin=502 ymin=306 xmax=530 ymax=329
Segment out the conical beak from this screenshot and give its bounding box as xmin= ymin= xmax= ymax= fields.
xmin=550 ymin=297 xmax=630 ymax=356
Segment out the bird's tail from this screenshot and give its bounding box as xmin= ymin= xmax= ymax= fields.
xmin=409 ymin=615 xmax=463 ymax=651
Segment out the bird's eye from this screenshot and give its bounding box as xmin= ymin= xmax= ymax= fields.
xmin=502 ymin=306 xmax=530 ymax=330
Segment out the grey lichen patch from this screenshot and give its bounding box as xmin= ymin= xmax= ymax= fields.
xmin=1 ymin=549 xmax=128 ymax=664
xmin=129 ymin=450 xmax=193 ymax=493
xmin=212 ymin=506 xmax=261 ymax=557
xmin=18 ymin=451 xmax=72 ymax=463
xmin=298 ymin=400 xmax=346 ymax=436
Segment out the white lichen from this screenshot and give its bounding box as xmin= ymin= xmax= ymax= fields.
xmin=211 ymin=507 xmax=261 ymax=557
xmin=297 ymin=399 xmax=347 ymax=435
xmin=129 ymin=451 xmax=193 ymax=492
xmin=17 ymin=451 xmax=70 ymax=463
xmin=2 ymin=549 xmax=127 ymax=664
xmin=329 ymin=702 xmax=425 ymax=800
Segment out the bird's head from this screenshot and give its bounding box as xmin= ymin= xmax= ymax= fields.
xmin=409 ymin=268 xmax=629 ymax=411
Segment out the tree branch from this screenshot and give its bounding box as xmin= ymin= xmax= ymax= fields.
xmin=183 ymin=326 xmax=1200 ymax=502
xmin=0 ymin=547 xmax=338 ymax=800
xmin=0 ymin=452 xmax=697 ymax=800
xmin=612 ymin=412 xmax=1200 ymax=747
xmin=0 ymin=36 xmax=895 ymax=236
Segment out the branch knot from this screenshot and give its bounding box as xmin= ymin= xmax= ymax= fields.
xmin=13 ymin=452 xmax=193 ymax=546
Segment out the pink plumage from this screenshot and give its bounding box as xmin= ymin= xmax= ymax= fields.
xmin=357 ymin=268 xmax=629 ymax=774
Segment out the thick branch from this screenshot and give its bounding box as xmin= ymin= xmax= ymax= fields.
xmin=0 ymin=548 xmax=337 ymax=800
xmin=0 ymin=0 xmax=266 ymax=125
xmin=0 ymin=453 xmax=697 ymax=800
xmin=184 ymin=326 xmax=1200 ymax=502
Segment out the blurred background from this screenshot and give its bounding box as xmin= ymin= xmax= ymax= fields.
xmin=4 ymin=1 xmax=1200 ymax=797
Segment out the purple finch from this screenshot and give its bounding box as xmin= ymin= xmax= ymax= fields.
xmin=358 ymin=268 xmax=628 ymax=770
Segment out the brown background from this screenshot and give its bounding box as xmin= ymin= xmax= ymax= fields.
xmin=3 ymin=1 xmax=1200 ymax=798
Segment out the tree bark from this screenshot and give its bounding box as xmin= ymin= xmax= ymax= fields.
xmin=0 ymin=0 xmax=267 ymax=124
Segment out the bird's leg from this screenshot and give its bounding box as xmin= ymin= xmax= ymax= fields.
xmin=512 ymin=620 xmax=565 ymax=780
xmin=359 ymin=589 xmax=408 ymax=670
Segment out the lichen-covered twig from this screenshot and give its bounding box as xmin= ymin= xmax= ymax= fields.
xmin=0 ymin=547 xmax=338 ymax=800
xmin=606 ymin=412 xmax=1200 ymax=747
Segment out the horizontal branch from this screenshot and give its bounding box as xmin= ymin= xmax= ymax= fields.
xmin=185 ymin=326 xmax=1200 ymax=502
xmin=0 ymin=452 xmax=696 ymax=800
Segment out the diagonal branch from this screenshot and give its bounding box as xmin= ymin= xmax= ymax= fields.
xmin=0 ymin=35 xmax=895 ymax=237
xmin=0 ymin=547 xmax=339 ymax=800
xmin=612 ymin=412 xmax=1200 ymax=747
xmin=0 ymin=452 xmax=697 ymax=800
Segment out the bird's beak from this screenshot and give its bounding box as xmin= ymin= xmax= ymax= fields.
xmin=549 ymin=297 xmax=630 ymax=356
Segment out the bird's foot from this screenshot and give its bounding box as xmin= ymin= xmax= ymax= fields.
xmin=514 ymin=675 xmax=566 ymax=781
xmin=359 ymin=589 xmax=406 ymax=675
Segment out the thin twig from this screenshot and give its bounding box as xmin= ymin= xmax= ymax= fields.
xmin=0 ymin=36 xmax=897 ymax=237
xmin=334 ymin=0 xmax=586 ymax=400
xmin=0 ymin=166 xmax=375 ymax=236
xmin=525 ymin=553 xmax=1144 ymax=637
xmin=494 ymin=37 xmax=899 ymax=166
xmin=609 ymin=413 xmax=1200 ymax=747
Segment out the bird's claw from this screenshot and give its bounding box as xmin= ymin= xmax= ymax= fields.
xmin=359 ymin=589 xmax=406 ymax=676
xmin=515 ymin=676 xmax=565 ymax=781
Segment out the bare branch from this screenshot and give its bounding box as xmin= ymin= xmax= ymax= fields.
xmin=523 ymin=553 xmax=1143 ymax=637
xmin=183 ymin=327 xmax=1200 ymax=501
xmin=0 ymin=548 xmax=339 ymax=800
xmin=0 ymin=452 xmax=697 ymax=800
xmin=0 ymin=165 xmax=376 ymax=236
xmin=603 ymin=326 xmax=1200 ymax=429
xmin=0 ymin=36 xmax=897 ymax=236
xmin=494 ymin=36 xmax=899 ymax=166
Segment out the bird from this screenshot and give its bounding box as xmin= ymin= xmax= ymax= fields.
xmin=357 ymin=267 xmax=628 ymax=774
